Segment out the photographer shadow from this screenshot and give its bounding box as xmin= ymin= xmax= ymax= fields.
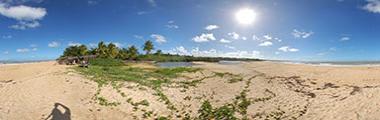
xmin=45 ymin=103 xmax=71 ymax=120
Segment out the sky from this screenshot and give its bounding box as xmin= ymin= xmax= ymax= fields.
xmin=0 ymin=0 xmax=380 ymax=61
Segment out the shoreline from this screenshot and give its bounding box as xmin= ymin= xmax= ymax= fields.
xmin=0 ymin=60 xmax=56 ymax=67
xmin=268 ymin=61 xmax=380 ymax=67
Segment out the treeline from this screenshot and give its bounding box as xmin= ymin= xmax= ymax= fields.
xmin=60 ymin=41 xmax=155 ymax=60
xmin=60 ymin=41 xmax=261 ymax=62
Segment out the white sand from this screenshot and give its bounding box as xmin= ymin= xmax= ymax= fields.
xmin=1 ymin=61 xmax=380 ymax=119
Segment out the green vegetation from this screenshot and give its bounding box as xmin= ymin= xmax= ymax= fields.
xmin=97 ymin=96 xmax=121 ymax=106
xmin=88 ymin=58 xmax=124 ymax=66
xmin=143 ymin=40 xmax=154 ymax=54
xmin=214 ymin=72 xmax=244 ymax=83
xmin=197 ymin=100 xmax=213 ymax=119
xmin=197 ymin=101 xmax=237 ymax=120
xmin=62 ymin=45 xmax=88 ymax=57
xmin=59 ymin=41 xmax=261 ymax=62
xmin=75 ymin=60 xmax=200 ymax=111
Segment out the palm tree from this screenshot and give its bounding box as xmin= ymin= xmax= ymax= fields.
xmin=117 ymin=48 xmax=129 ymax=60
xmin=62 ymin=45 xmax=88 ymax=57
xmin=107 ymin=43 xmax=119 ymax=58
xmin=127 ymin=45 xmax=139 ymax=60
xmin=96 ymin=41 xmax=107 ymax=58
xmin=78 ymin=45 xmax=88 ymax=56
xmin=143 ymin=40 xmax=154 ymax=55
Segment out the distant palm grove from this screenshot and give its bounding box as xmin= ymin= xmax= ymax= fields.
xmin=61 ymin=40 xmax=157 ymax=60
xmin=59 ymin=40 xmax=261 ymax=62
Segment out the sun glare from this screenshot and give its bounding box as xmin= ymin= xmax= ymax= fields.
xmin=235 ymin=8 xmax=257 ymax=25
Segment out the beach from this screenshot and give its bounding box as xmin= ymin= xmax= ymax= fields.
xmin=1 ymin=61 xmax=380 ymax=119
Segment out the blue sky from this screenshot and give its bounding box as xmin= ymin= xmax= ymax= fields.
xmin=0 ymin=0 xmax=380 ymax=61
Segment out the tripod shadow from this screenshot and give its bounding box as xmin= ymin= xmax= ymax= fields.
xmin=45 ymin=103 xmax=71 ymax=120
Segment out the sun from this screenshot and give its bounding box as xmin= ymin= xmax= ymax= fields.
xmin=235 ymin=8 xmax=257 ymax=25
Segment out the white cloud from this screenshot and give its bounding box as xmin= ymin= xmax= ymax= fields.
xmin=68 ymin=41 xmax=82 ymax=46
xmin=31 ymin=47 xmax=37 ymax=51
xmin=166 ymin=21 xmax=179 ymax=29
xmin=134 ymin=35 xmax=144 ymax=40
xmin=167 ymin=46 xmax=189 ymax=55
xmin=241 ymin=36 xmax=247 ymax=40
xmin=0 ymin=3 xmax=47 ymax=30
xmin=329 ymin=47 xmax=337 ymax=51
xmin=363 ymin=0 xmax=380 ymax=13
xmin=292 ymin=29 xmax=313 ymax=39
xmin=278 ymin=46 xmax=299 ymax=52
xmin=16 ymin=48 xmax=29 ymax=53
xmin=48 ymin=41 xmax=60 ymax=48
xmin=0 ymin=4 xmax=46 ymax=21
xmin=147 ymin=0 xmax=157 ymax=7
xmin=2 ymin=35 xmax=12 ymax=39
xmin=228 ymin=32 xmax=239 ymax=40
xmin=151 ymin=34 xmax=167 ymax=43
xmin=88 ymin=43 xmax=97 ymax=48
xmin=105 ymin=42 xmax=123 ymax=48
xmin=252 ymin=35 xmax=260 ymax=41
xmin=224 ymin=45 xmax=236 ymax=50
xmin=166 ymin=47 xmax=262 ymax=59
xmin=30 ymin=44 xmax=37 ymax=47
xmin=253 ymin=34 xmax=276 ymax=42
xmin=225 ymin=51 xmax=262 ymax=58
xmin=2 ymin=0 xmax=44 ymax=4
xmin=275 ymin=37 xmax=282 ymax=42
xmin=289 ymin=48 xmax=299 ymax=52
xmin=137 ymin=11 xmax=148 ymax=15
xmin=263 ymin=35 xmax=272 ymax=40
xmin=220 ymin=38 xmax=231 ymax=43
xmin=192 ymin=33 xmax=216 ymax=43
xmin=205 ymin=25 xmax=219 ymax=31
xmin=190 ymin=47 xmax=262 ymax=58
xmin=87 ymin=0 xmax=98 ymax=5
xmin=194 ymin=49 xmax=261 ymax=58
xmin=258 ymin=41 xmax=273 ymax=47
xmin=340 ymin=36 xmax=350 ymax=41
xmin=9 ymin=21 xmax=40 ymax=30
xmin=166 ymin=24 xmax=179 ymax=29
xmin=113 ymin=42 xmax=123 ymax=48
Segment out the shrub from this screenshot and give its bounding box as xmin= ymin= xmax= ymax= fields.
xmin=89 ymin=58 xmax=125 ymax=66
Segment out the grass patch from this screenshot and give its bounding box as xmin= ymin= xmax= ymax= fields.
xmin=97 ymin=96 xmax=120 ymax=106
xmin=75 ymin=63 xmax=200 ymax=110
xmin=197 ymin=100 xmax=237 ymax=120
xmin=89 ymin=58 xmax=125 ymax=66
xmin=214 ymin=72 xmax=244 ymax=83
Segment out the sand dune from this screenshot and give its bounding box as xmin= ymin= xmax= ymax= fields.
xmin=1 ymin=61 xmax=380 ymax=119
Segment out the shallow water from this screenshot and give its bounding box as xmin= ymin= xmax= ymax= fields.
xmin=156 ymin=62 xmax=193 ymax=68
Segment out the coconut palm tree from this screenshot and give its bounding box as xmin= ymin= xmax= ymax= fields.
xmin=127 ymin=45 xmax=139 ymax=60
xmin=107 ymin=43 xmax=119 ymax=58
xmin=96 ymin=41 xmax=107 ymax=58
xmin=143 ymin=40 xmax=154 ymax=55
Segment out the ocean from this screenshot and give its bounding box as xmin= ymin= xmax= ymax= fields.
xmin=0 ymin=60 xmax=54 ymax=65
xmin=277 ymin=60 xmax=380 ymax=66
